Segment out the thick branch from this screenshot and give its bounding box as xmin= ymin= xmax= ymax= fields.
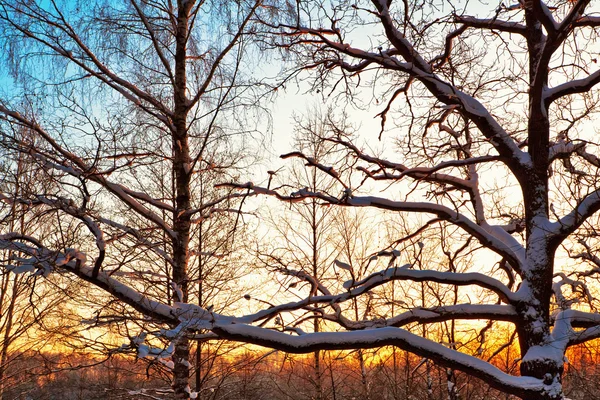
xmin=553 ymin=189 xmax=600 ymax=240
xmin=545 ymin=69 xmax=600 ymax=105
xmin=0 ymin=236 xmax=176 ymax=324
xmin=348 ymin=267 xmax=516 ymax=304
xmin=211 ymin=323 xmax=544 ymax=399
xmin=455 ymin=15 xmax=527 ymax=35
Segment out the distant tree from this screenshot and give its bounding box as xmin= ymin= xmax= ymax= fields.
xmin=0 ymin=128 xmax=75 ymax=400
xmin=259 ymin=113 xmax=341 ymax=400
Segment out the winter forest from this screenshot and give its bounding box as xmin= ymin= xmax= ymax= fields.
xmin=2 ymin=0 xmax=600 ymax=399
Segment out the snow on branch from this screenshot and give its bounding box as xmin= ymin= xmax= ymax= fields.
xmin=346 ymin=196 xmax=525 ymax=270
xmin=454 ymin=15 xmax=527 ymax=35
xmin=0 ymin=235 xmax=176 ymax=324
xmin=221 ymin=266 xmax=517 ymax=331
xmin=318 ymin=304 xmax=518 ymax=330
xmin=552 ymin=272 xmax=593 ymax=310
xmin=367 ymin=1 xmax=531 ymax=173
xmin=347 ymin=266 xmax=516 ymax=304
xmin=388 ymin=304 xmax=517 ymax=326
xmin=545 ymin=69 xmax=600 ymax=105
xmin=240 ymin=294 xmax=508 ymax=333
xmin=0 ymin=193 xmax=106 ymax=276
xmin=222 ymin=182 xmax=526 ymax=271
xmin=522 ymin=311 xmax=571 ymax=370
xmin=569 ymin=325 xmax=600 ymax=346
xmin=554 ymin=309 xmax=600 ymax=346
xmin=559 ymin=309 xmax=600 ymax=329
xmin=532 ymin=1 xmax=559 ymax=35
xmin=210 ymin=322 xmax=545 ymax=398
xmin=281 ymin=151 xmax=347 ymax=188
xmin=283 ymin=15 xmax=530 ymax=174
xmin=554 ymin=189 xmax=600 ymax=239
xmin=573 ymin=16 xmax=600 ymax=27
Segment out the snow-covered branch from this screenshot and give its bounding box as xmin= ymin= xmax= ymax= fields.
xmin=348 ymin=266 xmax=517 ymax=304
xmin=224 ymin=182 xmax=526 ymax=271
xmin=532 ymin=1 xmax=559 ymax=36
xmin=210 ymin=322 xmax=545 ymax=398
xmin=0 ymin=193 xmax=107 ymax=276
xmin=552 ymin=272 xmax=593 ymax=310
xmin=346 ymin=196 xmax=526 ymax=270
xmin=553 ymin=309 xmax=600 ymax=346
xmin=554 ymin=189 xmax=600 ymax=239
xmin=0 ymin=235 xmax=176 ymax=323
xmin=284 ymin=15 xmax=531 ymax=176
xmin=368 ymin=1 xmax=531 ymax=174
xmin=545 ymin=69 xmax=600 ymax=105
xmin=573 ymin=16 xmax=600 ymax=27
xmin=455 ymin=15 xmax=527 ymax=35
xmin=281 ymin=151 xmax=347 ymax=188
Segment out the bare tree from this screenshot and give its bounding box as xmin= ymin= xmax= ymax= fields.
xmin=0 ymin=128 xmax=78 ymax=400
xmin=0 ymin=0 xmax=265 ymax=398
xmin=220 ymin=1 xmax=600 ymax=400
xmin=257 ymin=112 xmax=342 ymax=400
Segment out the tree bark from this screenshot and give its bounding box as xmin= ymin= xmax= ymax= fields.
xmin=171 ymin=1 xmax=195 ymax=397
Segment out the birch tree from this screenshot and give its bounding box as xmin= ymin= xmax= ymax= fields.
xmin=0 ymin=0 xmax=264 ymax=398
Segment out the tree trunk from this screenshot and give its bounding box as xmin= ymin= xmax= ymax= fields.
xmin=0 ymin=275 xmax=18 ymax=400
xmin=171 ymin=1 xmax=194 ymax=397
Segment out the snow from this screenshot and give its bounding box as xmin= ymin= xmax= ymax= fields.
xmin=138 ymin=344 xmax=150 ymax=358
xmin=0 ymin=236 xmax=176 ymax=320
xmin=521 ymin=344 xmax=564 ymax=367
xmin=557 ymin=189 xmax=600 ymax=234
xmin=334 ymin=259 xmax=353 ymax=272
xmin=549 ymin=139 xmax=574 ymax=160
xmin=6 ymin=262 xmax=36 ymax=274
xmin=545 ymin=69 xmax=600 ymax=102
xmin=184 ymin=385 xmax=199 ymax=399
xmin=171 ymin=282 xmax=184 ymax=302
xmin=127 ymin=389 xmax=166 ymax=400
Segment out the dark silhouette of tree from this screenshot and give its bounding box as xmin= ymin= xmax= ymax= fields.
xmin=222 ymin=1 xmax=600 ymax=400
